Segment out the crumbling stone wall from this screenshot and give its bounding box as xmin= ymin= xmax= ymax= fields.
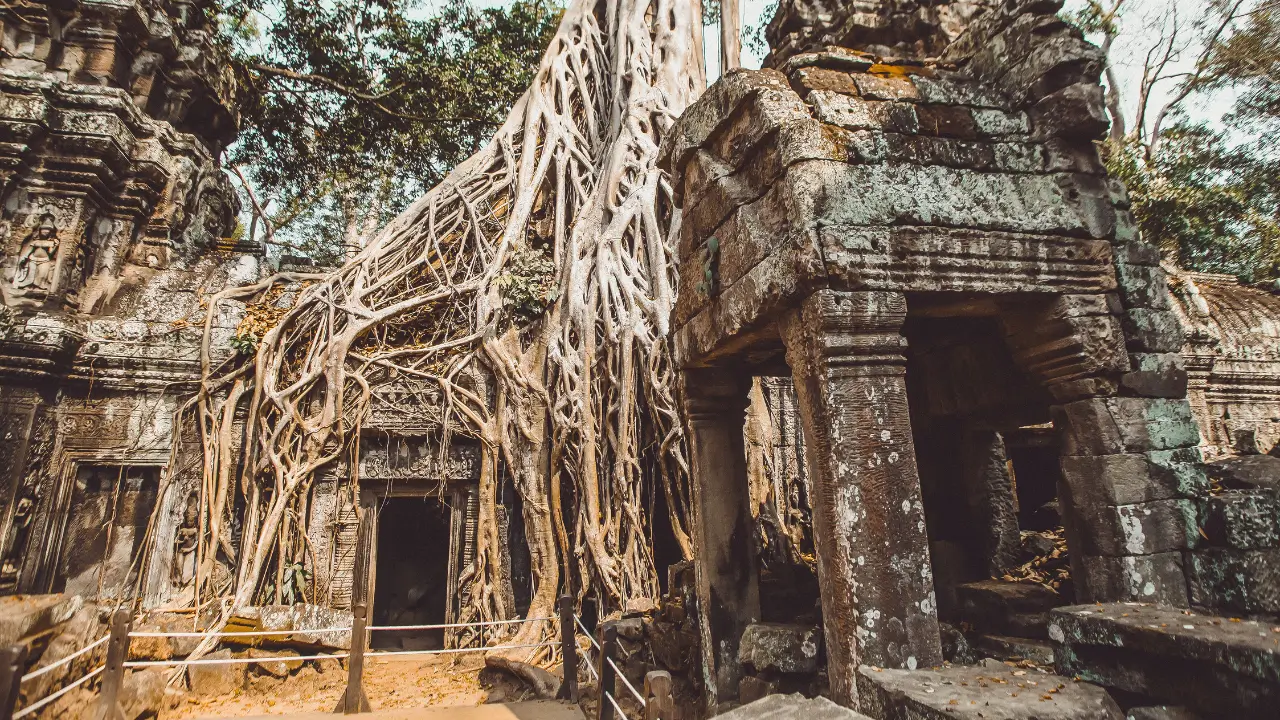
xmin=0 ymin=0 xmax=250 ymax=603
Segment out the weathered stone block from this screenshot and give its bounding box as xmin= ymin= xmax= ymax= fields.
xmin=1030 ymin=82 xmax=1109 ymax=140
xmin=229 ymin=604 xmax=352 ymax=650
xmin=1205 ymin=455 xmax=1280 ymax=491
xmin=914 ymin=105 xmax=978 ymax=139
xmin=1070 ymin=499 xmax=1197 ymax=557
xmin=1059 ymin=447 xmax=1207 ymax=506
xmin=1057 ymin=398 xmax=1201 ymax=455
xmin=852 ymin=74 xmax=920 ymax=102
xmin=1114 ymin=242 xmax=1160 ymax=268
xmin=716 ymin=694 xmax=872 ymax=720
xmin=738 ymin=674 xmax=781 ymax=704
xmin=1188 ymin=547 xmax=1280 ymax=614
xmin=248 ymin=648 xmax=302 ymax=677
xmin=955 ymin=580 xmax=1061 ymax=636
xmin=856 ymin=664 xmax=1125 ymax=720
xmin=910 ymin=74 xmax=1009 ymax=109
xmin=1121 ymin=353 xmax=1187 ymax=398
xmin=810 ymin=91 xmax=919 ymax=134
xmin=972 ymin=108 xmax=1030 ymax=137
xmin=188 ymin=649 xmax=247 ymax=696
xmin=1076 ymin=553 xmax=1188 ymax=605
xmin=1126 ymin=708 xmax=1202 ymax=720
xmin=1050 ymin=603 xmax=1280 ymax=719
xmin=793 ymin=67 xmax=861 ymax=96
xmin=738 ymin=623 xmax=822 ymax=674
xmin=993 ymin=141 xmax=1047 ymax=172
xmin=1200 ymin=490 xmax=1280 ymax=550
xmin=1115 ymin=263 xmax=1173 ymax=310
xmin=1122 ymin=308 xmax=1186 ymax=353
xmin=0 ymin=594 xmax=80 ymax=647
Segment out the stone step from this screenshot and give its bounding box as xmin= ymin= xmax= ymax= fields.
xmin=717 ymin=694 xmax=872 ymax=720
xmin=955 ymin=580 xmax=1062 ymax=638
xmin=1049 ymin=603 xmax=1280 ymax=719
xmin=972 ymin=634 xmax=1055 ymax=665
xmin=856 ymin=664 xmax=1124 ymax=719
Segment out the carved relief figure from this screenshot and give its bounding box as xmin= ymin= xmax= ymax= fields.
xmin=0 ymin=497 xmax=34 ymax=587
xmin=13 ymin=214 xmax=60 ymax=293
xmin=171 ymin=492 xmax=199 ymax=586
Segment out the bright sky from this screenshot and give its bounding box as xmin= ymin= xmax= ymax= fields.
xmin=457 ymin=0 xmax=1237 ymax=133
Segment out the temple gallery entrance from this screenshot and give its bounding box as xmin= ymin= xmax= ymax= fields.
xmin=371 ymin=496 xmax=452 ymax=651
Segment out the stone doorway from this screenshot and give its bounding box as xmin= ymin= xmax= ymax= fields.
xmin=371 ymin=495 xmax=453 ymax=651
xmin=53 ymin=464 xmax=159 ymax=601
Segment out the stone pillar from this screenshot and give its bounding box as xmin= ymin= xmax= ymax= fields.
xmin=681 ymin=367 xmax=759 ymax=708
xmin=959 ymin=429 xmax=1022 ymax=577
xmin=781 ymin=290 xmax=942 ymax=708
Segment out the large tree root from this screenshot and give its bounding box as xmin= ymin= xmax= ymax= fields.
xmin=152 ymin=0 xmax=709 ymax=670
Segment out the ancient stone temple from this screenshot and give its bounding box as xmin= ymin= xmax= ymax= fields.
xmin=661 ymin=0 xmax=1279 ymax=714
xmin=0 ymin=0 xmax=246 ymax=601
xmin=0 ymin=3 xmax=495 ymax=631
xmin=1169 ymin=268 xmax=1280 ymax=458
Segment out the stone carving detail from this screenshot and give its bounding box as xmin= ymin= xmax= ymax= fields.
xmin=170 ymin=491 xmax=199 ymax=587
xmin=12 ymin=215 xmax=60 ymax=295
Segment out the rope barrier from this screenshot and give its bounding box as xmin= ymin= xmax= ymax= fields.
xmin=20 ymin=635 xmax=110 ymax=683
xmin=13 ymin=665 xmax=104 ymax=719
xmin=367 ymin=617 xmax=553 ymax=632
xmin=582 ymin=655 xmax=600 ymax=681
xmin=608 ymin=657 xmax=645 ymax=706
xmin=364 ymin=641 xmax=557 ymax=658
xmin=603 ymin=690 xmax=627 ymax=720
xmin=128 ymin=628 xmax=351 ymax=638
xmin=124 ymin=652 xmax=349 ymax=668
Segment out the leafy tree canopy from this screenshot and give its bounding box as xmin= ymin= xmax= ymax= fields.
xmin=210 ymin=0 xmax=560 ymax=263
xmin=1071 ymin=0 xmax=1280 ymax=284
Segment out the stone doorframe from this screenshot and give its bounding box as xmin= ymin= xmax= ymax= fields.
xmin=680 ymin=288 xmax=1207 ymax=710
xmin=32 ymin=449 xmax=170 ymax=596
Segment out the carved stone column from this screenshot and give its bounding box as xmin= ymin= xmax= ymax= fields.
xmin=681 ymin=367 xmax=759 ymax=708
xmin=781 ymin=290 xmax=942 ymax=707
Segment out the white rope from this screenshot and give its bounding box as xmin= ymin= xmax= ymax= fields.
xmin=364 ymin=641 xmax=556 ymax=658
xmin=129 ymin=628 xmax=350 ymax=638
xmin=605 ymin=690 xmax=629 ymax=720
xmin=14 ymin=665 xmax=104 ymax=719
xmin=368 ymin=617 xmax=552 ymax=632
xmin=575 ymin=616 xmax=600 ymax=650
xmin=608 ymin=657 xmax=645 ymax=706
xmin=124 ymin=652 xmax=348 ymax=667
xmin=582 ymin=655 xmax=600 ymax=681
xmin=20 ymin=635 xmax=110 ymax=683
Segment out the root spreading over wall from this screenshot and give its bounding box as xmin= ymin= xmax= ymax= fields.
xmin=152 ymin=0 xmax=708 ymax=660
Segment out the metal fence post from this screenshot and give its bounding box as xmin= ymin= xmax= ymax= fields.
xmin=596 ymin=623 xmax=617 ymax=720
xmin=0 ymin=644 xmax=27 ymax=720
xmin=335 ymin=508 xmax=372 ymax=714
xmin=644 ymin=670 xmax=676 ymax=720
xmin=94 ymin=608 xmax=131 ymax=720
xmin=557 ymin=595 xmax=579 ymax=703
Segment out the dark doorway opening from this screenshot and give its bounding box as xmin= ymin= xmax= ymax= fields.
xmin=372 ymin=497 xmax=451 ymax=650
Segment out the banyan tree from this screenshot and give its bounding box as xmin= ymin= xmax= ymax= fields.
xmin=155 ymin=0 xmax=736 ymax=660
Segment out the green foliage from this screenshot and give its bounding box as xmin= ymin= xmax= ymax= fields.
xmin=498 ymin=247 xmax=558 ymax=323
xmin=265 ymin=561 xmax=311 ymax=605
xmin=211 ymin=0 xmax=560 ymax=259
xmin=1102 ymin=1 xmax=1280 ymax=284
xmin=229 ymin=332 xmax=260 ymax=356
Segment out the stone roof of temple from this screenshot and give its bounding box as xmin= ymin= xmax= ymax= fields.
xmin=1169 ymin=269 xmax=1280 ymax=362
xmin=765 ymin=0 xmax=996 ymax=67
